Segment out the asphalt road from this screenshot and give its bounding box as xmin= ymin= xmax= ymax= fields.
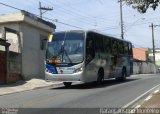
xmin=0 ymin=74 xmax=160 ymax=114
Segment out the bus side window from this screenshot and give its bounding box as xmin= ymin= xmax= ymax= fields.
xmin=117 ymin=41 xmax=124 ymax=54
xmin=86 ymin=34 xmax=95 ymax=65
xmin=103 ymin=37 xmax=111 ymax=54
xmin=128 ymin=43 xmax=133 ymax=56
xmin=94 ymin=34 xmax=104 ymax=53
xmin=124 ymin=42 xmax=129 ymax=55
xmin=111 ymin=39 xmax=117 ymax=55
xmin=111 ymin=39 xmax=118 ymax=65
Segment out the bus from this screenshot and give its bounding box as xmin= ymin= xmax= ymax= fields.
xmin=45 ymin=30 xmax=133 ymax=87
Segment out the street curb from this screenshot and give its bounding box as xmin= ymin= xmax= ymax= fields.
xmin=33 ymin=82 xmax=63 ymax=90
xmin=122 ymin=84 xmax=160 ymax=108
xmin=0 ymin=82 xmax=63 ymax=96
xmin=131 ymin=74 xmax=158 ymax=77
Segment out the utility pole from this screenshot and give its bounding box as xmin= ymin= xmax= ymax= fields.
xmin=120 ymin=0 xmax=124 ymax=39
xmin=149 ymin=23 xmax=160 ymax=64
xmin=39 ymin=2 xmax=53 ymax=19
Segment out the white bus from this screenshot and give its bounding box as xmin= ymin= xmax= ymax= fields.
xmin=45 ymin=30 xmax=133 ymax=87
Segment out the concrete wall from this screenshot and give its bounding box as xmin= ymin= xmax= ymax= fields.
xmin=0 ymin=11 xmax=55 ymax=82
xmin=0 ymin=23 xmax=22 ymax=83
xmin=0 ymin=22 xmax=51 ymax=80
xmin=21 ymin=23 xmax=49 ymax=79
xmin=8 ymin=52 xmax=22 ymax=83
xmin=133 ymin=62 xmax=157 ymax=74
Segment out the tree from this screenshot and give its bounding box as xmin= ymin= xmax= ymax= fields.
xmin=123 ymin=0 xmax=160 ymax=13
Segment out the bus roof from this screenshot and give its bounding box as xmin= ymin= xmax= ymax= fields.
xmin=53 ymin=30 xmax=132 ymax=44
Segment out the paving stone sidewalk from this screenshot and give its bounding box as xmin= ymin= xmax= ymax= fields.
xmin=134 ymin=88 xmax=160 ymax=114
xmin=140 ymin=89 xmax=160 ymax=108
xmin=0 ymin=79 xmax=62 ymax=96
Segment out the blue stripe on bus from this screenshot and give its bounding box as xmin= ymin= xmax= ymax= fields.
xmin=46 ymin=63 xmax=57 ymax=74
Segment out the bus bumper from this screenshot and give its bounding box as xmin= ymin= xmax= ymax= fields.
xmin=45 ymin=71 xmax=84 ymax=82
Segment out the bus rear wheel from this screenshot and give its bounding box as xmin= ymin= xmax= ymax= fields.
xmin=97 ymin=68 xmax=104 ymax=84
xmin=116 ymin=68 xmax=126 ymax=81
xmin=63 ymin=82 xmax=72 ymax=87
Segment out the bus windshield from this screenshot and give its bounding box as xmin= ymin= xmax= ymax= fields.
xmin=46 ymin=32 xmax=84 ymax=64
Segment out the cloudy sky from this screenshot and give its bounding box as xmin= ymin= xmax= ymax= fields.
xmin=0 ymin=0 xmax=160 ymax=48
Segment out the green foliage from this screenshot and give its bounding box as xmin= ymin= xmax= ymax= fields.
xmin=123 ymin=0 xmax=160 ymax=13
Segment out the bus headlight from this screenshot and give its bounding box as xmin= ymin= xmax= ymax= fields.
xmin=73 ymin=67 xmax=83 ymax=73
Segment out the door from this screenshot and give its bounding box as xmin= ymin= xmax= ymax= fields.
xmin=0 ymin=51 xmax=6 ymax=84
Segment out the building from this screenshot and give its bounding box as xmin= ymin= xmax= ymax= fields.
xmin=149 ymin=49 xmax=160 ymax=66
xmin=0 ymin=11 xmax=56 ymax=83
xmin=132 ymin=48 xmax=148 ymax=61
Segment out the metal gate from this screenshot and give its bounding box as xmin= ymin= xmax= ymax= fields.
xmin=0 ymin=51 xmax=6 ymax=84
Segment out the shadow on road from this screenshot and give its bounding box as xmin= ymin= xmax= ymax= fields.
xmin=52 ymin=78 xmax=139 ymax=90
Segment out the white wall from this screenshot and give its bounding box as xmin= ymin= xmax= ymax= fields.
xmin=0 ymin=22 xmax=52 ymax=80
xmin=133 ymin=62 xmax=157 ymax=74
xmin=21 ymin=23 xmax=49 ymax=79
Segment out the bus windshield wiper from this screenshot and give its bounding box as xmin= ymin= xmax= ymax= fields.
xmin=63 ymin=49 xmax=72 ymax=64
xmin=48 ymin=31 xmax=72 ymax=64
xmin=50 ymin=47 xmax=63 ymax=59
xmin=49 ymin=48 xmax=72 ymax=64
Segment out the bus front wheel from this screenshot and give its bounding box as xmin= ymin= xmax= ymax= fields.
xmin=63 ymin=82 xmax=72 ymax=87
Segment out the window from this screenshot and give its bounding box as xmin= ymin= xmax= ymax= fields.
xmin=40 ymin=35 xmax=47 ymax=50
xmin=128 ymin=43 xmax=133 ymax=56
xmin=111 ymin=39 xmax=117 ymax=55
xmin=86 ymin=33 xmax=95 ymax=57
xmin=103 ymin=36 xmax=111 ymax=53
xmin=86 ymin=33 xmax=95 ymax=65
xmin=93 ymin=34 xmax=104 ymax=53
xmin=124 ymin=42 xmax=129 ymax=55
xmin=117 ymin=41 xmax=124 ymax=54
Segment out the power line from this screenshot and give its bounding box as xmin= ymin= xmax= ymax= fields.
xmin=41 ymin=0 xmax=95 ymax=25
xmin=0 ymin=2 xmax=21 ymax=11
xmin=0 ymin=2 xmax=83 ymax=29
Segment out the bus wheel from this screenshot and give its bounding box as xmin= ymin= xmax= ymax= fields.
xmin=63 ymin=82 xmax=72 ymax=87
xmin=97 ymin=68 xmax=104 ymax=84
xmin=117 ymin=68 xmax=126 ymax=81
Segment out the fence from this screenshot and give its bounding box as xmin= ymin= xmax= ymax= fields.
xmin=8 ymin=51 xmax=22 ymax=83
xmin=133 ymin=61 xmax=158 ymax=74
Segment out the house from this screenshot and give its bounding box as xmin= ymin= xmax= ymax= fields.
xmin=149 ymin=49 xmax=160 ymax=66
xmin=0 ymin=10 xmax=56 ymax=83
xmin=132 ymin=48 xmax=148 ymax=61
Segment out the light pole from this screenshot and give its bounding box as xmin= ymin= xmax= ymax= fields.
xmin=149 ymin=23 xmax=160 ymax=64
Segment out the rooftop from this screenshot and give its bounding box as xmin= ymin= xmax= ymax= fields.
xmin=0 ymin=10 xmax=56 ymax=32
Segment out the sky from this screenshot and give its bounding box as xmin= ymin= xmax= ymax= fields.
xmin=0 ymin=0 xmax=160 ymax=48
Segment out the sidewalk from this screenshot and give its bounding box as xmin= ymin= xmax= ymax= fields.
xmin=0 ymin=79 xmax=62 ymax=96
xmin=139 ymin=88 xmax=160 ymax=108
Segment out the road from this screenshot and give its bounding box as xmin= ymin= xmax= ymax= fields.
xmin=0 ymin=74 xmax=160 ymax=114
